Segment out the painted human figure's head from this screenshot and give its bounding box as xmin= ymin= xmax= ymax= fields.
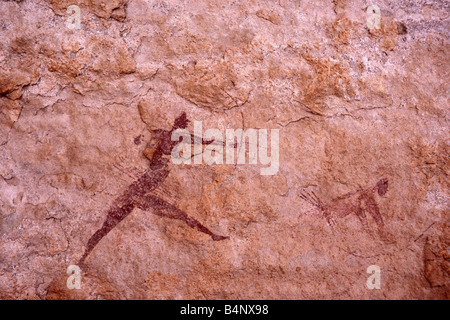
xmin=143 ymin=113 xmax=191 ymax=168
xmin=173 ymin=112 xmax=189 ymax=130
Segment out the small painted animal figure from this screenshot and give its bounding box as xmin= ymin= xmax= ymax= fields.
xmin=300 ymin=178 xmax=389 ymax=231
xmin=79 ymin=112 xmax=229 ymax=266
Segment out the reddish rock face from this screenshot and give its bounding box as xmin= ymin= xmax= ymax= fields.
xmin=0 ymin=0 xmax=448 ymax=299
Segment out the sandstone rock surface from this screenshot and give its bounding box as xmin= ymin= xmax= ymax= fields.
xmin=0 ymin=0 xmax=448 ymax=299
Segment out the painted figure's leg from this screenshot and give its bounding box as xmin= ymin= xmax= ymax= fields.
xmin=299 ymin=191 xmax=322 ymax=208
xmin=135 ymin=194 xmax=229 ymax=241
xmin=365 ymin=195 xmax=384 ymax=226
xmin=354 ymin=207 xmax=370 ymax=231
xmin=79 ymin=202 xmax=135 ymax=266
xmin=323 ymin=209 xmax=336 ymax=226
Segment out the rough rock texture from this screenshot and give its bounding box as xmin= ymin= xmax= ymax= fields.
xmin=0 ymin=0 xmax=449 ymax=299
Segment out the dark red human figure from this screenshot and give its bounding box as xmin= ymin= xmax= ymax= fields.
xmin=79 ymin=112 xmax=229 ymax=266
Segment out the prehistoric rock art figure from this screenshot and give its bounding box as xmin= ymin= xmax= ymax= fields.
xmin=300 ymin=178 xmax=389 ymax=230
xmin=79 ymin=112 xmax=229 ymax=266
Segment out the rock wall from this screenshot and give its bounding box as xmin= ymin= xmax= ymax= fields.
xmin=0 ymin=0 xmax=448 ymax=299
